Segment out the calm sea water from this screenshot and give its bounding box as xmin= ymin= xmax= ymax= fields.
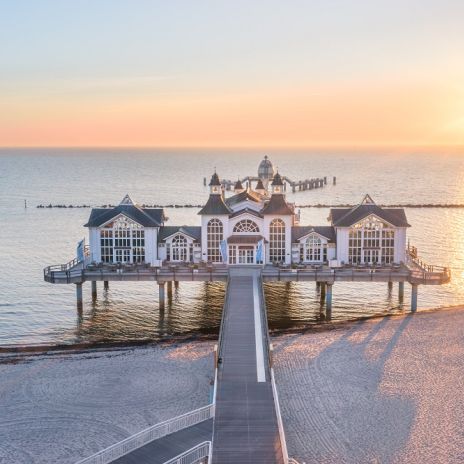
xmin=1 ymin=148 xmax=464 ymax=346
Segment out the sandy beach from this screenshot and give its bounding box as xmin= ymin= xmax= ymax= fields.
xmin=1 ymin=308 xmax=463 ymax=463
xmin=273 ymin=308 xmax=464 ymax=464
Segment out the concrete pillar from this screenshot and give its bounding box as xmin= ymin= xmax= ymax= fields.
xmin=388 ymin=281 xmax=393 ymax=291
xmin=398 ymin=281 xmax=404 ymax=301
xmin=91 ymin=281 xmax=97 ymax=299
xmin=326 ymin=283 xmax=333 ymax=311
xmin=76 ymin=283 xmax=83 ymax=306
xmin=104 ymin=280 xmax=109 ymax=290
xmin=159 ymin=283 xmax=165 ymax=308
xmin=411 ymin=284 xmax=418 ymax=312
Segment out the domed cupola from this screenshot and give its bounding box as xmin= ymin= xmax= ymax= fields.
xmin=258 ymin=155 xmax=275 ymax=188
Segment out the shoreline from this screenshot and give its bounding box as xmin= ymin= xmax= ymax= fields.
xmin=2 ymin=304 xmax=462 ymax=357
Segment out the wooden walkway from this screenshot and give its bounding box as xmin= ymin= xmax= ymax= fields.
xmin=112 ymin=419 xmax=212 ymax=464
xmin=212 ymin=267 xmax=284 ymax=463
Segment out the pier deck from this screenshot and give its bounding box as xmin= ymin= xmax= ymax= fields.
xmin=212 ymin=267 xmax=284 ymax=463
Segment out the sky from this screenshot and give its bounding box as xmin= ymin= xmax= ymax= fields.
xmin=1 ymin=0 xmax=464 ymax=148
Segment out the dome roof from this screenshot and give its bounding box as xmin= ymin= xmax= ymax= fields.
xmin=258 ymin=155 xmax=275 ymax=180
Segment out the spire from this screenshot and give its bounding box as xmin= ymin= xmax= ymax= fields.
xmin=255 ymin=178 xmax=266 ymax=194
xmin=271 ymin=172 xmax=284 ymax=194
xmin=119 ymin=194 xmax=135 ymax=206
xmin=234 ymin=178 xmax=244 ymax=190
xmin=209 ymin=171 xmax=222 ymax=194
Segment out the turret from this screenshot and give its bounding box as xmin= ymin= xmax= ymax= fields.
xmin=209 ymin=172 xmax=221 ymax=195
xmin=255 ymin=178 xmax=266 ymax=196
xmin=234 ymin=178 xmax=244 ymax=194
xmin=271 ymin=172 xmax=284 ymax=195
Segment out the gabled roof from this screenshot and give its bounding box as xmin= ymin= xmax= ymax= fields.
xmin=329 ymin=195 xmax=410 ymax=227
xmin=159 ymin=226 xmax=201 ymax=242
xmin=261 ymin=194 xmax=294 ymax=215
xmin=225 ymin=188 xmax=262 ymax=208
xmin=229 ymin=208 xmax=264 ymax=219
xmin=85 ymin=195 xmax=165 ymax=227
xmin=198 ymin=194 xmax=231 ymax=215
xmin=292 ymin=226 xmax=336 ymax=243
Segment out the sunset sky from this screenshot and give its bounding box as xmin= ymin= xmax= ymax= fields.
xmin=1 ymin=0 xmax=464 ymax=148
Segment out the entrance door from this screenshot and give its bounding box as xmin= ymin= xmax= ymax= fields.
xmin=238 ymin=246 xmax=254 ymax=264
xmin=115 ymin=248 xmax=131 ymax=263
xmin=363 ymin=249 xmax=379 ymax=265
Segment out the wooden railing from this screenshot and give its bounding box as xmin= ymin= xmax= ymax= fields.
xmin=406 ymin=244 xmax=451 ymax=284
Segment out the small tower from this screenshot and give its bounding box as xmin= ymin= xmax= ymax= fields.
xmin=209 ymin=172 xmax=221 ymax=195
xmin=234 ymin=178 xmax=244 ymax=194
xmin=255 ymin=178 xmax=266 ymax=196
xmin=271 ymin=172 xmax=284 ymax=195
xmin=258 ymin=155 xmax=275 ymax=189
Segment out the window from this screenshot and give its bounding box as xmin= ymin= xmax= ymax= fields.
xmin=348 ymin=215 xmax=395 ymax=264
xmin=171 ymin=234 xmax=188 ymax=261
xmin=269 ymin=218 xmax=286 ymax=263
xmin=302 ymin=235 xmax=325 ymax=262
xmin=207 ymin=218 xmax=223 ymax=262
xmin=233 ymin=219 xmax=259 ymax=233
xmin=99 ymin=216 xmax=145 ymax=263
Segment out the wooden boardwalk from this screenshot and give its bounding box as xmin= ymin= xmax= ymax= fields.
xmin=112 ymin=419 xmax=212 ymax=464
xmin=212 ymin=267 xmax=284 ymax=463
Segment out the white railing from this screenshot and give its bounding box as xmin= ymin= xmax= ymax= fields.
xmin=162 ymin=441 xmax=212 ymax=464
xmin=75 ymin=404 xmax=214 ymax=464
xmin=270 ymin=368 xmax=290 ymax=464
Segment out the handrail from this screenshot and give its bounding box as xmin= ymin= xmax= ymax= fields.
xmin=162 ymin=441 xmax=212 ymax=464
xmin=406 ymin=244 xmax=450 ymax=282
xmin=75 ymin=404 xmax=214 ymax=464
xmin=216 ymin=275 xmax=232 ymax=361
xmin=270 ymin=369 xmax=290 ymax=464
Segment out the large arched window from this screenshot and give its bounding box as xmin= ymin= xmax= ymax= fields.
xmin=100 ymin=216 xmax=145 ymax=263
xmin=233 ymin=219 xmax=259 ymax=233
xmin=269 ymin=218 xmax=286 ymax=263
xmin=305 ymin=235 xmax=322 ymax=261
xmin=171 ymin=234 xmax=188 ymax=261
xmin=207 ymin=218 xmax=223 ymax=262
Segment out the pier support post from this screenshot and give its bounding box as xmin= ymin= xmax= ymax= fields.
xmin=316 ymin=281 xmax=321 ymax=290
xmin=159 ymin=283 xmax=165 ymax=309
xmin=104 ymin=280 xmax=109 ymax=290
xmin=326 ymin=283 xmax=333 ymax=311
xmin=411 ymin=283 xmax=418 ymax=312
xmin=76 ymin=283 xmax=83 ymax=307
xmin=174 ymin=280 xmax=179 ymax=289
xmin=399 ymin=281 xmax=404 ymax=301
xmin=388 ymin=281 xmax=393 ymax=291
xmin=320 ymin=282 xmax=326 ymax=303
xmin=167 ymin=281 xmax=173 ymax=300
xmin=91 ymin=281 xmax=97 ymax=299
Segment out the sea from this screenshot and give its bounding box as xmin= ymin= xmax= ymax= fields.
xmin=1 ymin=148 xmax=464 ymax=346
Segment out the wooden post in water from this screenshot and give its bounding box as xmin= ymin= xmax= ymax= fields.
xmin=91 ymin=281 xmax=97 ymax=300
xmin=388 ymin=281 xmax=393 ymax=291
xmin=76 ymin=283 xmax=83 ymax=308
xmin=411 ymin=283 xmax=418 ymax=312
xmin=167 ymin=281 xmax=173 ymax=299
xmin=174 ymin=280 xmax=179 ymax=289
xmin=104 ymin=280 xmax=109 ymax=290
xmin=399 ymin=281 xmax=404 ymax=301
xmin=159 ymin=283 xmax=165 ymax=309
xmin=326 ymin=283 xmax=333 ymax=316
xmin=320 ymin=282 xmax=326 ymax=303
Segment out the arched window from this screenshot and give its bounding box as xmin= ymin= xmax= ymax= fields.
xmin=269 ymin=218 xmax=286 ymax=263
xmin=233 ymin=219 xmax=260 ymax=233
xmin=305 ymin=235 xmax=322 ymax=261
xmin=171 ymin=234 xmax=188 ymax=261
xmin=100 ymin=216 xmax=145 ymax=263
xmin=207 ymin=218 xmax=223 ymax=262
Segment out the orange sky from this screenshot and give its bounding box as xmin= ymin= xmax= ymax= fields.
xmin=1 ymin=1 xmax=464 ymax=148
